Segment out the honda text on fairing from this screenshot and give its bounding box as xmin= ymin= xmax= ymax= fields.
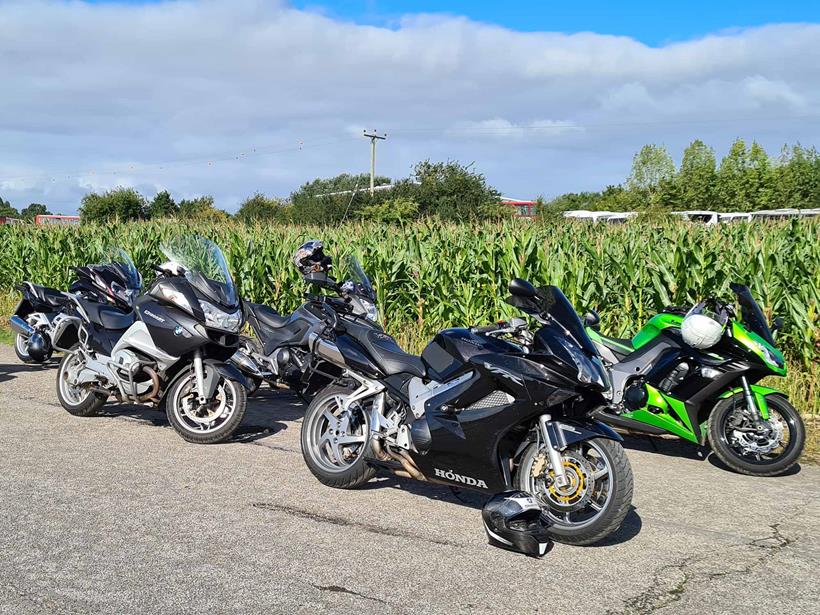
xmin=300 ymin=278 xmax=634 ymax=546
xmin=54 ymin=236 xmax=252 ymax=444
xmin=232 ymin=243 xmax=381 ymax=399
xmin=585 ymin=283 xmax=805 ymax=476
xmin=10 ymin=247 xmax=142 ymax=364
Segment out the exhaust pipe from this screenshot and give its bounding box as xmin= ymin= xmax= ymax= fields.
xmin=10 ymin=315 xmax=35 ymax=338
xmin=308 ymin=333 xmax=346 ymax=368
xmin=231 ymin=349 xmax=264 ymax=378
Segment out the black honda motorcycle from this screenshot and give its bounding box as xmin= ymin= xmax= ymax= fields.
xmin=300 ymin=279 xmax=634 ymax=546
xmin=11 ymin=248 xmax=142 ymax=364
xmin=232 ymin=256 xmax=381 ymax=398
xmin=54 ymin=236 xmax=251 ymax=444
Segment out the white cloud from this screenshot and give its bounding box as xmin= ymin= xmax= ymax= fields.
xmin=0 ymin=0 xmax=818 ymax=212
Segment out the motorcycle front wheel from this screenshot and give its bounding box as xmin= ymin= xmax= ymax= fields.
xmin=708 ymin=393 xmax=804 ymax=477
xmin=300 ymin=385 xmax=377 ymax=489
xmin=516 ymin=437 xmax=633 ymax=546
xmin=166 ymin=371 xmax=247 ymax=444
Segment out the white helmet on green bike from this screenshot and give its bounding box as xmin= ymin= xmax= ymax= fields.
xmin=681 ymin=302 xmax=726 ymax=349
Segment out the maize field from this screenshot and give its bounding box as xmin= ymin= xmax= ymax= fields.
xmin=0 ymin=218 xmax=818 ymax=365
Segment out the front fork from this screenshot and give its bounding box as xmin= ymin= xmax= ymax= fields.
xmin=538 ymin=414 xmax=570 ymax=488
xmin=193 ymin=350 xmax=207 ymax=404
xmin=740 ymin=376 xmax=769 ymax=421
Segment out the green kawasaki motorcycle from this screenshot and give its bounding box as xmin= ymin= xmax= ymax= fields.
xmin=584 ymin=283 xmax=805 ymax=476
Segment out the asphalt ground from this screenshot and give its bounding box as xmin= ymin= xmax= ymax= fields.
xmin=1 ymin=344 xmax=818 ymax=614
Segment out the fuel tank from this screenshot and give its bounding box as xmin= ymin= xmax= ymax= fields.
xmin=421 ymin=327 xmax=522 ymax=381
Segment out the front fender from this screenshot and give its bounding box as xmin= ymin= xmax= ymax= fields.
xmin=549 ymin=419 xmax=623 ymax=450
xmin=204 ymin=360 xmax=254 ymax=394
xmin=718 ymin=385 xmax=784 ymax=420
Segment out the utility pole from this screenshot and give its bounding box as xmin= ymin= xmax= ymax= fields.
xmin=363 ymin=129 xmax=387 ymax=196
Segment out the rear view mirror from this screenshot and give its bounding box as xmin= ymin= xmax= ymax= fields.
xmin=772 ymin=316 xmax=784 ymax=338
xmin=509 ymin=278 xmax=537 ymax=298
xmin=584 ymin=310 xmax=601 ymax=329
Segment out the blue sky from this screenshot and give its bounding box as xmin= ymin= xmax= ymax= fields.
xmin=85 ymin=0 xmax=820 ymax=46
xmin=2 ymin=1 xmax=819 ymax=213
xmin=292 ymin=0 xmax=820 ymax=45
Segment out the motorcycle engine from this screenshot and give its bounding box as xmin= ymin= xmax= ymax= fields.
xmin=112 ymin=349 xmax=140 ymax=378
xmin=658 ymin=361 xmax=689 ymax=393
xmin=623 ymin=382 xmax=648 ymax=411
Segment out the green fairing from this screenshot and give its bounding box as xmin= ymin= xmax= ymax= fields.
xmin=718 ymin=385 xmax=785 ymax=421
xmin=622 ymin=384 xmax=700 ymax=443
xmin=631 ymin=313 xmax=683 ymax=349
xmin=730 ymin=321 xmax=787 ymax=377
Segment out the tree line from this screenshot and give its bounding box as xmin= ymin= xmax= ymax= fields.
xmin=2 ymin=139 xmax=818 ymax=225
xmin=540 ymin=139 xmax=820 ymax=217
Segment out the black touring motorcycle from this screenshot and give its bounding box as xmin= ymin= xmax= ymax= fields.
xmin=10 ymin=248 xmax=142 ymax=364
xmin=54 ymin=236 xmax=252 ymax=444
xmin=232 ymin=245 xmax=381 ymax=399
xmin=300 ymin=278 xmax=634 ymax=545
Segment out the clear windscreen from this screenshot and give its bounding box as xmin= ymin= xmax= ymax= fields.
xmin=731 ymin=283 xmax=775 ymax=346
xmin=102 ymin=246 xmax=141 ymax=290
xmin=340 ymin=255 xmax=375 ymax=299
xmin=161 ymin=235 xmax=238 ymax=307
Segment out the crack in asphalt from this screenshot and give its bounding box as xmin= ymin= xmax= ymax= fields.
xmin=609 ymin=521 xmax=798 ymax=614
xmin=311 ymin=583 xmax=388 ymax=605
xmin=251 ymin=501 xmax=467 ymax=548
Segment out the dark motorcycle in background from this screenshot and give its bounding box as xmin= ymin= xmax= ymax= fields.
xmin=54 ymin=236 xmax=252 ymax=444
xmin=232 ymin=254 xmax=382 ymax=400
xmin=11 ymin=247 xmax=142 ymax=364
xmin=300 ymin=278 xmax=634 ymax=545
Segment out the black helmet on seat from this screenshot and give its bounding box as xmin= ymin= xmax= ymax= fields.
xmin=482 ymin=491 xmax=553 ymax=557
xmin=293 ymin=240 xmax=332 ymax=279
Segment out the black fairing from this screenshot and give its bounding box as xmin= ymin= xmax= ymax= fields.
xmin=246 ymin=303 xmax=318 ymax=355
xmin=422 ymin=328 xmax=522 ymax=381
xmin=135 ymin=295 xmax=212 ymax=357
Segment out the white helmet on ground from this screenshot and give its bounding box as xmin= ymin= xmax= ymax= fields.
xmin=681 ymin=304 xmax=726 ymax=349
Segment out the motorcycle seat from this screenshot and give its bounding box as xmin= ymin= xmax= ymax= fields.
xmin=78 ymin=298 xmax=136 ymax=330
xmin=248 ymin=302 xmax=289 ymax=329
xmin=360 ymin=329 xmax=426 ymax=378
xmin=32 ymin=284 xmax=67 ymax=307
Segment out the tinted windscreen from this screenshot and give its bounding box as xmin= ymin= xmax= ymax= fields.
xmin=537 ymin=286 xmax=599 ymax=355
xmin=731 ymin=283 xmax=775 ymax=346
xmin=102 ymin=246 xmax=141 ymax=290
xmin=161 ymin=236 xmax=238 ymax=307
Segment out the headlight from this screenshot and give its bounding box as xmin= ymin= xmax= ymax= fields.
xmin=760 ymin=343 xmax=784 ymax=369
xmin=558 ymin=337 xmax=610 ymax=391
xmin=201 ymin=301 xmax=242 ymax=332
xmin=361 ymin=298 xmax=380 ymax=323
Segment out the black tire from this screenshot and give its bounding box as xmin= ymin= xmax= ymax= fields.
xmin=708 ymin=393 xmax=804 ymax=477
xmin=516 ymin=437 xmax=633 ymax=546
xmin=165 ymin=371 xmax=247 ymax=444
xmin=14 ymin=333 xmax=36 ymax=363
xmin=300 ymin=385 xmax=377 ymax=489
xmin=55 ymin=347 xmax=107 ymax=417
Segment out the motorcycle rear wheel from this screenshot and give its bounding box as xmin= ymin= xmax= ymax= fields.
xmin=14 ymin=333 xmax=36 ymax=363
xmin=516 ymin=437 xmax=633 ymax=546
xmin=55 ymin=346 xmax=107 ymax=417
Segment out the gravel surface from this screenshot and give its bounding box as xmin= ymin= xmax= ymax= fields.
xmin=1 ymin=345 xmax=818 ymax=614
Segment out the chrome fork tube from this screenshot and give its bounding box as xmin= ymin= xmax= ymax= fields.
xmin=193 ymin=350 xmax=207 ymax=403
xmin=740 ymin=375 xmax=760 ymax=419
xmin=538 ymin=414 xmax=569 ymax=487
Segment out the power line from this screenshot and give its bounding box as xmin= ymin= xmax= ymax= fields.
xmin=0 ymin=135 xmax=359 ymax=183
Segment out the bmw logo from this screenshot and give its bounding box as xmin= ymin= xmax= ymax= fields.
xmin=174 ymin=325 xmax=184 ymax=336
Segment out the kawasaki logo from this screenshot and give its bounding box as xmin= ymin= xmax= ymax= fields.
xmin=434 ymin=468 xmax=488 ymax=488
